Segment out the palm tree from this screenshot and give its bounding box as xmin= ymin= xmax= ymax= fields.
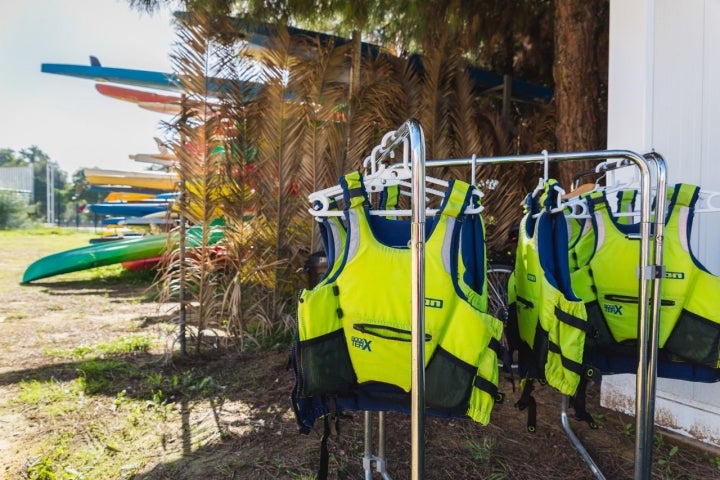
xmin=142 ymin=1 xmax=607 ymax=348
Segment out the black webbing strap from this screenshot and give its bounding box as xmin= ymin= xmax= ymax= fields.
xmin=515 ymin=379 xmax=537 ymax=432
xmin=318 ymin=415 xmax=331 ymax=480
xmin=501 ymin=345 xmax=516 ymax=392
xmin=489 ymin=337 xmax=504 ymax=357
xmin=474 ymin=375 xmax=502 ymax=403
xmin=317 ymin=399 xmax=340 ymax=480
xmin=287 ymin=340 xmax=312 ymax=435
xmin=547 ymin=341 xmax=585 ymax=377
xmin=516 ymin=294 xmax=534 ymax=309
xmin=571 ymin=377 xmax=598 ymax=429
xmin=554 ymin=306 xmax=594 ymax=334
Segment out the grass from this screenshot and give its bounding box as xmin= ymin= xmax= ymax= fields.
xmin=45 ymin=334 xmax=154 ymax=360
xmin=0 ymin=226 xmax=185 ymax=478
xmin=10 ymin=334 xmax=217 ymax=479
xmin=19 ymin=379 xmax=178 ymax=480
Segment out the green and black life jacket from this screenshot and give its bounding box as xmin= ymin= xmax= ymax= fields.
xmin=571 ymin=183 xmax=720 ymax=374
xmin=511 ymin=179 xmax=592 ymax=397
xmin=294 ymin=171 xmax=504 ymax=425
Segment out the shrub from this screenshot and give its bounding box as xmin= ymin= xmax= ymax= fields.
xmin=0 ymin=191 xmax=29 ymax=229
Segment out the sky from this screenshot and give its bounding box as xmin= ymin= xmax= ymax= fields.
xmin=0 ymin=0 xmax=178 ymax=177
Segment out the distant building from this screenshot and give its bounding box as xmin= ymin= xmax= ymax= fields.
xmin=0 ymin=166 xmax=33 ymax=204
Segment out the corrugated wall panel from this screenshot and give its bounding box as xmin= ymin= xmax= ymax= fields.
xmin=605 ymin=0 xmax=720 ymax=448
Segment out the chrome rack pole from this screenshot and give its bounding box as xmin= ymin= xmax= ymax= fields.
xmin=419 ymin=150 xmax=661 ymax=480
xmin=638 ymin=152 xmax=667 ymax=478
xmin=374 ymin=119 xmax=427 ymax=480
xmin=362 ymin=411 xmax=392 ymax=480
xmin=363 ymin=411 xmax=373 ymax=480
xmin=377 ymin=411 xmax=391 ymax=480
xmin=407 ymin=120 xmax=427 ymax=480
xmin=561 ymin=395 xmax=605 ymax=479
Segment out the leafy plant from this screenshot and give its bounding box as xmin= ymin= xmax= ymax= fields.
xmin=0 ymin=190 xmax=30 ymax=229
xmin=466 ymin=436 xmax=496 ymax=463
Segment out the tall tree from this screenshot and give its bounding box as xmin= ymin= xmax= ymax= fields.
xmin=552 ymin=0 xmax=608 ymax=184
xmin=0 ymin=149 xmax=23 ymax=166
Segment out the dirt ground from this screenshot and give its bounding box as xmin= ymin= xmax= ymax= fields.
xmin=1 ymin=231 xmax=720 ymax=479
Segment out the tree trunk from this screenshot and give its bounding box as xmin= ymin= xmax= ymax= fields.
xmin=553 ymin=0 xmax=607 ymax=187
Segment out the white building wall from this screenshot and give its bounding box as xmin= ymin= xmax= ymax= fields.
xmin=604 ymin=0 xmax=720 ymax=447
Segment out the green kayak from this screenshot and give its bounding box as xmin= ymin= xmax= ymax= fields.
xmin=22 ymin=224 xmax=224 ymax=284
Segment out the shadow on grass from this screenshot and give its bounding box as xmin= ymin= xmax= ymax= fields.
xmin=2 ymin=348 xmax=324 ymax=478
xmin=5 ymin=349 xmax=719 ymax=480
xmin=26 ymin=280 xmax=156 ymax=299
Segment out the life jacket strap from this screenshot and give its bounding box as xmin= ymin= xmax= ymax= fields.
xmin=554 ymin=306 xmax=593 ymax=334
xmin=548 ymin=341 xmax=585 ymax=377
xmin=474 ymin=376 xmax=498 ymax=400
xmin=317 ymin=397 xmax=341 ymax=480
xmin=515 ymin=294 xmax=534 ymax=310
xmin=515 ymin=379 xmax=537 ymax=432
xmin=571 ymin=378 xmax=598 ymax=429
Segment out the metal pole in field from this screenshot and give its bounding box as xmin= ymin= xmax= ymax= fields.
xmin=46 ymin=164 xmax=54 ymax=224
xmin=178 ymin=184 xmax=187 ymax=356
xmin=178 ymin=102 xmax=188 ymax=357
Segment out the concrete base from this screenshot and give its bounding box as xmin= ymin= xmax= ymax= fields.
xmin=601 ymin=374 xmax=720 ymax=447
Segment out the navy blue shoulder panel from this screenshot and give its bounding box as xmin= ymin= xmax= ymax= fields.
xmin=460 ymin=213 xmax=485 ymax=293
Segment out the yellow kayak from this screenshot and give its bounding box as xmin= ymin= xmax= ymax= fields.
xmin=84 ymin=168 xmax=179 ymax=191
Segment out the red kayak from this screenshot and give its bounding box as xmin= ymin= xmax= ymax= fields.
xmin=121 ymin=256 xmax=162 ymax=272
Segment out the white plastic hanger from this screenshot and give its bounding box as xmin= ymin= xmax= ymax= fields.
xmin=691 ymin=189 xmax=720 ymax=213
xmin=362 ymin=130 xmax=399 ymax=175
xmin=531 ymin=149 xmax=550 ymax=198
xmin=308 ymin=164 xmax=484 ymax=220
xmin=562 ymin=194 xmax=592 ymax=219
xmin=531 ymin=181 xmax=568 ymax=218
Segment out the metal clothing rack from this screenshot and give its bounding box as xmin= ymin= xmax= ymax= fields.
xmin=359 ymin=119 xmax=667 ymax=480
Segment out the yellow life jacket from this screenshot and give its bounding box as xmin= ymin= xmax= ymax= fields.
xmin=513 ymin=180 xmax=591 ymax=396
xmin=571 ymin=184 xmax=720 ymax=371
xmin=296 ymin=171 xmax=503 ymax=424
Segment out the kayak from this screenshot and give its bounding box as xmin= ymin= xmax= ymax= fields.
xmin=120 ymin=211 xmax=178 ymax=226
xmin=84 ymin=168 xmax=179 ymax=191
xmin=95 ymin=83 xmax=183 ymax=105
xmin=87 ymin=202 xmax=170 ymax=217
xmin=122 ymin=256 xmax=162 ymax=272
xmin=41 ymin=57 xmax=259 ymax=95
xmin=102 ymin=192 xmax=157 ymax=202
xmin=233 ymin=19 xmax=554 ymax=103
xmin=22 ymin=233 xmax=168 ymax=283
xmin=88 ymin=234 xmax=144 ymax=244
xmin=130 ymin=153 xmax=177 ymax=168
xmin=21 ymin=223 xmax=224 ymax=283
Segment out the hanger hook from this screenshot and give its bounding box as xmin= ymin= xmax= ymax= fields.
xmin=541 ymin=149 xmax=549 ymax=180
xmin=470 ymin=153 xmax=477 ymax=186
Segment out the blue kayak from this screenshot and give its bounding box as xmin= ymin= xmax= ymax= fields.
xmin=87 ymin=202 xmax=170 ymax=217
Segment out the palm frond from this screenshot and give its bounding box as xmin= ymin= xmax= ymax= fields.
xmin=154 ymin=9 xmax=240 ymax=354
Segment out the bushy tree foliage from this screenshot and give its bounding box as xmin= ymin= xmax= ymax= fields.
xmin=0 ymin=191 xmax=29 ymax=229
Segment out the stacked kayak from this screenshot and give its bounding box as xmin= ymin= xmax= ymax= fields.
xmin=22 ymin=223 xmax=224 ymax=283
xmin=87 ymin=201 xmax=170 ymax=217
xmin=84 ymin=168 xmax=179 ymax=192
